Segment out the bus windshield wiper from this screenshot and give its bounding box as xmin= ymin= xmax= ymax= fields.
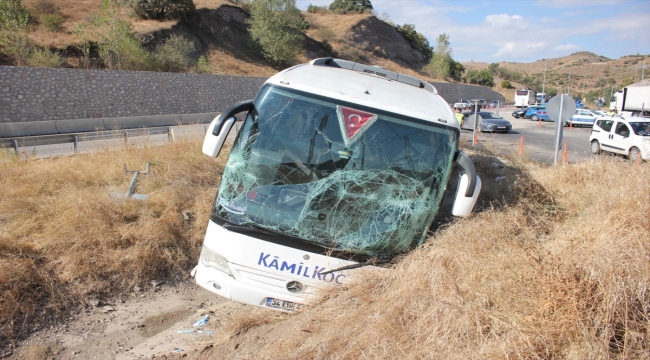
xmin=320 ymin=258 xmax=390 ymax=275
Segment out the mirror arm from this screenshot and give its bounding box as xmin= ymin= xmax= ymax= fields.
xmin=455 ymin=151 xmax=477 ymax=197
xmin=213 ymin=100 xmax=254 ymax=136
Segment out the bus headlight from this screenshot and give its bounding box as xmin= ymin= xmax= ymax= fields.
xmin=200 ymin=245 xmax=233 ymax=276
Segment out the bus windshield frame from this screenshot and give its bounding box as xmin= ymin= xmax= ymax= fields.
xmin=211 ymin=84 xmax=459 ymax=260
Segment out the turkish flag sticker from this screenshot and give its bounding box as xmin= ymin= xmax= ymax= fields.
xmin=337 ymin=106 xmax=378 ymax=145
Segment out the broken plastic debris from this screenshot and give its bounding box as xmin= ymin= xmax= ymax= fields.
xmin=173 ymin=348 xmax=183 ymax=353
xmin=495 ymin=176 xmax=506 ymax=182
xmin=176 ymin=329 xmax=194 ymax=334
xmin=192 ymin=315 xmax=209 ymax=327
xmin=197 ymin=330 xmax=214 ymax=335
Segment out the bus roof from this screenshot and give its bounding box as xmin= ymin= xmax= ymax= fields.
xmin=264 ymin=58 xmax=457 ymax=129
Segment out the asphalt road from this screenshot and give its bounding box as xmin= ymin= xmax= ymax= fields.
xmin=459 ymin=107 xmax=595 ymax=164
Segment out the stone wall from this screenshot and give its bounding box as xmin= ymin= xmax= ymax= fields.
xmin=0 ymin=66 xmax=267 ymax=123
xmin=0 ymin=66 xmax=504 ymax=124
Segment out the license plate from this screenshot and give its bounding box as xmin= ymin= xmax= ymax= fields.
xmin=497 ymin=126 xmax=506 ymax=129
xmin=265 ymin=298 xmax=303 ymax=311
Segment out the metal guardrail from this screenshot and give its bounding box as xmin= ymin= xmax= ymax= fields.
xmin=0 ymin=127 xmax=171 ymax=154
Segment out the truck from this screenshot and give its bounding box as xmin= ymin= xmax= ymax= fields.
xmin=610 ymin=83 xmax=650 ymax=117
xmin=536 ymin=93 xmax=548 ymax=104
xmin=514 ymin=89 xmax=536 ymax=108
xmin=454 ymin=99 xmax=472 ymax=110
xmin=193 ymin=58 xmax=482 ymax=311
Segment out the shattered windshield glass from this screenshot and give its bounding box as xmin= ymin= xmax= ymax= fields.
xmin=213 ymin=85 xmax=458 ymax=258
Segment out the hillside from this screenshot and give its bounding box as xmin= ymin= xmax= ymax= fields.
xmin=464 ymin=51 xmax=647 ymax=102
xmin=10 ymin=0 xmax=435 ymax=80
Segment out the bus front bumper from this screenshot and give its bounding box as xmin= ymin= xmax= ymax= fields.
xmin=191 ymin=261 xmax=312 ymax=310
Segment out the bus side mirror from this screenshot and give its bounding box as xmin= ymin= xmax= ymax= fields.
xmin=452 ymin=151 xmax=481 ymax=217
xmin=202 ymin=100 xmax=254 ymax=158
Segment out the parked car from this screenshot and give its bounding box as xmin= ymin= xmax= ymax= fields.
xmin=512 ymin=106 xmax=531 ymax=118
xmin=488 ymin=100 xmax=501 ymax=108
xmin=524 ymin=105 xmax=550 ymax=121
xmin=566 ymin=108 xmax=603 ymax=127
xmin=462 ymin=111 xmax=512 ymax=133
xmin=589 ymin=116 xmax=650 ymax=161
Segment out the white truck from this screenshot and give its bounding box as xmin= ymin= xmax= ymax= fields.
xmin=193 ymin=58 xmax=482 ymax=311
xmin=610 ymin=83 xmax=650 ymax=117
xmin=454 ymin=99 xmax=472 ymax=110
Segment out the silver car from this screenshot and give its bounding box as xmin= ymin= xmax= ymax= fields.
xmin=462 ymin=111 xmax=512 ymax=133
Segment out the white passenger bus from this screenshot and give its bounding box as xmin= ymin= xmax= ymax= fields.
xmin=515 ymin=89 xmax=536 ymax=107
xmin=192 ymin=58 xmax=482 ymax=311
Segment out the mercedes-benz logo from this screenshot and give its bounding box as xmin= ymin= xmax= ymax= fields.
xmin=286 ymin=280 xmax=304 ymax=293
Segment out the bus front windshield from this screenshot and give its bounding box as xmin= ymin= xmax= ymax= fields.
xmin=213 ymin=85 xmax=458 ymax=258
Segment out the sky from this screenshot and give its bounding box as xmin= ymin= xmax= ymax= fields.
xmin=295 ymin=0 xmax=650 ymax=63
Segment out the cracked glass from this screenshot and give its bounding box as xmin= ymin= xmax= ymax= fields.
xmin=213 ymin=85 xmax=458 ymax=258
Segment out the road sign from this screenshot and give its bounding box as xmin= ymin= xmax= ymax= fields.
xmin=546 ymin=94 xmax=576 ymax=165
xmin=546 ymin=94 xmax=576 ymax=123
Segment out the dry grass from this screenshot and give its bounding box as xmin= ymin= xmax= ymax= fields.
xmin=0 ymin=139 xmax=226 ymax=346
xmin=205 ymin=152 xmax=649 ymax=359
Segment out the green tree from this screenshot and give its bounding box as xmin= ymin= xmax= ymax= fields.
xmin=500 ymin=80 xmax=511 ymax=89
xmin=0 ymin=0 xmax=31 ymax=65
xmin=128 ymin=0 xmax=195 ymax=20
xmin=394 ymin=24 xmax=432 ymax=59
xmin=465 ymin=69 xmax=494 ymax=87
xmin=328 ymin=0 xmax=372 ymax=14
xmin=488 ymin=62 xmax=499 ymax=74
xmin=426 ymin=33 xmax=454 ymax=79
xmin=249 ymin=0 xmax=305 ymax=65
xmin=449 ymin=60 xmax=465 ymax=81
xmin=93 ymin=0 xmax=157 ymax=70
xmin=546 ymin=87 xmax=558 ymax=97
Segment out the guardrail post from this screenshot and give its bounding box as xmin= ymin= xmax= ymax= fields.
xmin=124 ymin=131 xmax=128 ymax=145
xmin=12 ymin=139 xmax=18 ymax=154
xmin=519 ymin=136 xmax=524 ymax=155
xmin=73 ymin=135 xmax=78 ymax=153
xmin=168 ymin=127 xmax=173 ymax=142
xmin=562 ymin=142 xmax=568 ymax=164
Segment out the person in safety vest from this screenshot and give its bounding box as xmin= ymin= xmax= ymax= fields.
xmin=454 ymin=107 xmax=464 ymax=127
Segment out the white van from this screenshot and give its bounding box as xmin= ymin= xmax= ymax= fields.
xmin=589 ymin=116 xmax=650 ymax=161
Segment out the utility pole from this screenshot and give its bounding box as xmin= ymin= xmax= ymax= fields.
xmin=581 ymin=78 xmax=586 ymax=100
xmin=567 ymin=68 xmax=572 ymax=96
xmin=643 ymin=55 xmax=646 ymax=81
xmin=542 ymin=58 xmax=547 ymax=95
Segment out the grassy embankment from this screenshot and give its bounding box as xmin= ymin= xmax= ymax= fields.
xmin=0 ymin=140 xmax=648 ymax=358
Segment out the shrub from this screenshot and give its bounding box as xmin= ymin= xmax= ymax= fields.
xmin=328 ymin=0 xmax=372 ymax=14
xmin=195 ymin=55 xmax=210 ymax=73
xmin=394 ymin=23 xmax=432 ymax=59
xmin=129 ymin=0 xmax=195 ymax=20
xmin=155 ymin=35 xmax=195 ymax=72
xmin=27 ymin=47 xmax=64 ymax=67
xmin=307 ymin=4 xmax=327 ymax=13
xmin=501 ymin=80 xmax=511 ymax=89
xmin=40 ymin=12 xmax=65 ymax=32
xmin=0 ymin=0 xmax=31 ymax=65
xmin=465 ymin=69 xmax=495 ymax=87
xmin=248 ymin=0 xmax=305 ymax=65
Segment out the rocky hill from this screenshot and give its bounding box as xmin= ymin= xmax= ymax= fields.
xmin=464 ymin=51 xmax=647 ymax=101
